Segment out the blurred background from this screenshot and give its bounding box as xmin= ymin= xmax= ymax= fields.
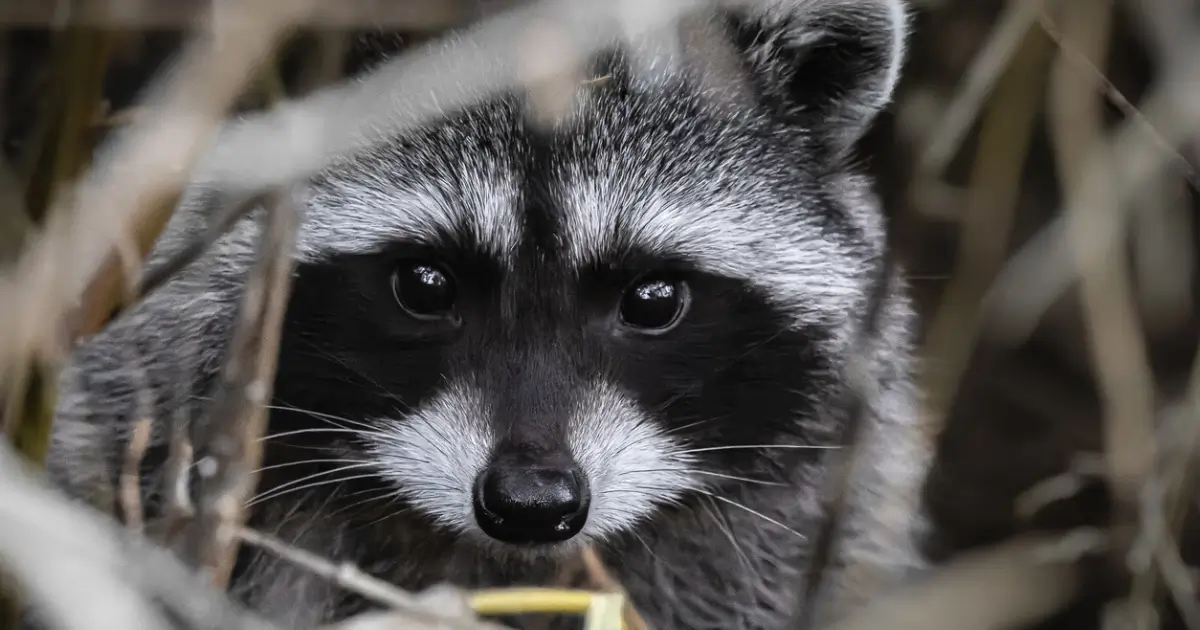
xmin=0 ymin=1 xmax=1198 ymax=628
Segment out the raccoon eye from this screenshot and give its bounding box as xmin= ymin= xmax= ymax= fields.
xmin=619 ymin=275 xmax=689 ymax=332
xmin=391 ymin=261 xmax=457 ymax=321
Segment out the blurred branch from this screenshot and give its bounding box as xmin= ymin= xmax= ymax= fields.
xmin=0 ymin=0 xmax=468 ymax=29
xmin=0 ymin=441 xmax=276 ymax=630
xmin=1045 ymin=0 xmax=1157 ymax=549
xmin=187 ymin=0 xmax=748 ymax=196
xmin=182 ymin=192 xmax=300 ymax=587
xmin=22 ymin=25 xmax=114 ymax=224
xmin=235 ymin=528 xmax=504 ymax=630
xmin=0 ymin=0 xmax=316 ymax=385
xmin=916 ymin=20 xmax=1051 ymax=426
xmin=135 ymin=192 xmax=271 ymax=300
xmin=820 ymin=535 xmax=1088 ymax=630
xmin=915 ymin=0 xmax=1045 ymax=179
xmin=985 ymin=39 xmax=1200 ymax=344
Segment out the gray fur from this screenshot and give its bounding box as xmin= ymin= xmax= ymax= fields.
xmin=45 ymin=1 xmax=930 ymax=629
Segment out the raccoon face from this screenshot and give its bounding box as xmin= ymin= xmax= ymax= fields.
xmin=264 ymin=0 xmax=907 ymax=552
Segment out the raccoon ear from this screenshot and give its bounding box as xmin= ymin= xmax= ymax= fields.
xmin=722 ymin=0 xmax=908 ymax=151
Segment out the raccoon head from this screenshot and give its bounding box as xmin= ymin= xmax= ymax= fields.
xmin=252 ymin=0 xmax=909 ymax=553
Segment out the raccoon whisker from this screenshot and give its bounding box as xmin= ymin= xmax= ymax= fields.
xmin=678 ymin=444 xmax=840 ymax=455
xmin=356 ymin=503 xmax=417 ymax=530
xmin=661 ymin=419 xmax=712 ymax=436
xmin=651 ymin=331 xmax=793 ymax=412
xmin=611 ymin=467 xmax=777 ymax=488
xmin=628 ymin=531 xmax=665 ymax=568
xmin=247 ymin=471 xmax=390 ymax=509
xmin=292 ymin=344 xmax=415 ymax=412
xmin=247 ymin=463 xmax=379 ymax=507
xmin=602 ymin=487 xmax=689 ymax=507
xmin=696 ymin=490 xmax=807 ymax=541
xmin=404 ymin=415 xmax=465 ymax=469
xmin=258 ymin=427 xmax=388 ymax=442
xmin=262 ymin=403 xmax=388 ymax=433
xmin=700 ymin=496 xmax=755 ymax=575
xmin=196 ymin=392 xmax=389 ymax=435
xmin=692 ymin=470 xmax=786 ymax=487
xmin=326 ymin=488 xmax=403 ymax=520
xmin=249 ymin=458 xmax=366 ymax=475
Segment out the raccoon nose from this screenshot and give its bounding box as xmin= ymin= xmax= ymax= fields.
xmin=473 ymin=463 xmax=588 ymax=544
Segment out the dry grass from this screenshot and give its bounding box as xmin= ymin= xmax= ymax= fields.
xmin=0 ymin=0 xmax=1198 ymax=629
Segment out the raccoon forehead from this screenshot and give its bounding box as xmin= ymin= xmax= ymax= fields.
xmin=297 ymin=126 xmax=525 ymax=260
xmin=558 ymin=176 xmax=874 ymax=324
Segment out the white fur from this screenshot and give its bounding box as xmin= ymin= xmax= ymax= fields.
xmin=569 ymin=382 xmax=701 ymax=538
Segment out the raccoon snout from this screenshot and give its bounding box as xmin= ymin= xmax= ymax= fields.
xmin=472 ymin=459 xmax=590 ymax=545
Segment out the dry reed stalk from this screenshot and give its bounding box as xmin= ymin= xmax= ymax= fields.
xmin=820 ymin=536 xmax=1087 ymax=630
xmin=914 ymin=0 xmax=1045 ymax=179
xmin=235 ymin=527 xmax=502 ymax=630
xmin=21 ymin=25 xmax=114 ymax=224
xmin=120 ymin=417 xmax=153 ymax=535
xmin=0 ymin=0 xmax=317 ymax=386
xmin=182 ymin=192 xmax=300 ymax=588
xmin=1043 ymin=7 xmax=1163 ymax=623
xmin=0 ymin=0 xmax=465 ymax=30
xmin=578 ymin=548 xmax=649 ymax=630
xmin=915 ymin=11 xmax=1051 ymax=426
xmin=186 ymin=0 xmax=753 ymax=197
xmin=985 ymin=37 xmax=1200 ymax=344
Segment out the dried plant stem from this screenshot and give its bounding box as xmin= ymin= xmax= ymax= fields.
xmin=0 ymin=360 xmax=56 ymax=630
xmin=188 ymin=0 xmax=729 ymax=196
xmin=136 ymin=193 xmax=272 ymax=300
xmin=578 ymin=548 xmax=649 ymax=630
xmin=1043 ymin=3 xmax=1168 ymax=625
xmin=986 ymin=48 xmax=1200 ymax=343
xmin=1050 ymin=0 xmax=1156 ymax=537
xmin=0 ymin=0 xmax=316 ymax=386
xmin=917 ymin=22 xmax=1051 ymax=431
xmin=22 ymin=25 xmax=113 ymax=223
xmin=0 ymin=0 xmax=464 ymax=29
xmin=1036 ymin=10 xmax=1200 ymax=194
xmin=235 ymin=527 xmax=494 ymax=630
xmin=915 ymin=0 xmax=1046 ymax=178
xmin=148 ymin=419 xmax=196 ymax=546
xmin=69 ymin=0 xmax=315 ymax=340
xmin=820 ymin=537 xmax=1082 ymax=630
xmin=120 ymin=418 xmax=153 ymax=535
xmin=182 ymin=193 xmax=300 ymax=587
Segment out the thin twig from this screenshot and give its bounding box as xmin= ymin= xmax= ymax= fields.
xmin=136 ymin=192 xmax=273 ymax=301
xmin=0 ymin=0 xmax=467 ymax=29
xmin=148 ymin=413 xmax=196 ymax=546
xmin=0 ymin=0 xmax=317 ymax=384
xmin=234 ymin=527 xmax=500 ymax=630
xmin=0 ymin=442 xmax=278 ymax=630
xmin=182 ymin=191 xmax=301 ymax=587
xmin=914 ymin=0 xmax=1046 ymax=178
xmin=984 ymin=45 xmax=1200 ymax=344
xmin=819 ymin=536 xmax=1085 ymax=630
xmin=1035 ymin=10 xmax=1200 ymax=194
xmin=120 ymin=417 xmax=152 ymax=535
xmin=915 ymin=17 xmax=1051 ymax=426
xmin=187 ymin=0 xmax=753 ymax=196
xmin=579 ymin=547 xmax=649 ymax=630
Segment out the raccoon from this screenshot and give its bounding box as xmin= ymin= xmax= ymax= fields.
xmin=46 ymin=0 xmax=929 ymax=628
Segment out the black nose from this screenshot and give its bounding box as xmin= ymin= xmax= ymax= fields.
xmin=473 ymin=463 xmax=589 ymax=544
